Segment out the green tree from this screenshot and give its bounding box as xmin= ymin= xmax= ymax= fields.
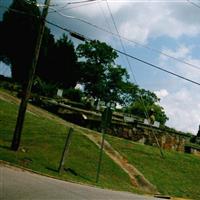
xmin=124 ymin=86 xmax=168 ymax=125
xmin=0 ymin=21 xmax=8 ymax=64
xmin=77 ymin=40 xmax=129 ymax=103
xmin=151 ymin=104 xmax=169 ymax=125
xmin=37 ymin=34 xmax=79 ymax=88
xmin=0 ymin=0 xmax=54 ymax=85
xmin=1 ymin=0 xmax=40 ymax=83
xmin=119 ymin=81 xmax=139 ymax=106
xmin=105 ymin=65 xmax=129 ymax=103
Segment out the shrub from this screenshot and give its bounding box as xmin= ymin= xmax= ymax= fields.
xmin=63 ymin=88 xmax=83 ymax=102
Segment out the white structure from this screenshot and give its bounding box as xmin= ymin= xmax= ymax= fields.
xmin=144 ymin=119 xmax=160 ymax=128
xmin=57 ymin=89 xmax=63 ymax=97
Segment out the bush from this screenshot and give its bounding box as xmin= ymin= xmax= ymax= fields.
xmin=63 ymin=88 xmax=83 ymax=102
xmin=32 ymin=77 xmax=58 ymax=97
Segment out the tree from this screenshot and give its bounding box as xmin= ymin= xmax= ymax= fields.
xmin=1 ymin=1 xmax=81 ymax=90
xmin=105 ymin=65 xmax=129 ymax=103
xmin=151 ymin=104 xmax=169 ymax=125
xmin=0 ymin=21 xmax=9 ymax=64
xmin=119 ymin=81 xmax=139 ymax=106
xmin=38 ymin=34 xmax=79 ymax=88
xmin=124 ymin=86 xmax=168 ymax=125
xmin=0 ymin=0 xmax=54 ymax=85
xmin=77 ymin=40 xmax=129 ymax=103
xmin=1 ymin=0 xmax=40 ymax=83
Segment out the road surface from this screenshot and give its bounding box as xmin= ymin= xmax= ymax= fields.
xmin=1 ymin=165 xmax=163 ymax=200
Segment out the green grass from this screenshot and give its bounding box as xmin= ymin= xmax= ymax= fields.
xmin=106 ymin=135 xmax=200 ymax=199
xmin=1 ymin=96 xmax=200 ymax=199
xmin=0 ymin=99 xmax=135 ymax=193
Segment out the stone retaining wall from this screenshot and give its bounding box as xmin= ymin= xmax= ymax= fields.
xmin=39 ymin=100 xmax=191 ymax=152
xmin=107 ymin=122 xmax=190 ymax=152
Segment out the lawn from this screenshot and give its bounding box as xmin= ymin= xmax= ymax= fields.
xmin=0 ymin=99 xmax=134 ymax=192
xmin=1 ymin=95 xmax=200 ymax=199
xmin=106 ymin=135 xmax=200 ymax=199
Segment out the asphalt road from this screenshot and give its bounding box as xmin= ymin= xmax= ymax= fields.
xmin=1 ymin=165 xmax=163 ymax=200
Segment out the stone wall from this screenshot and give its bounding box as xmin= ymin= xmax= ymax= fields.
xmin=107 ymin=122 xmax=190 ymax=152
xmin=38 ymin=99 xmax=190 ymax=152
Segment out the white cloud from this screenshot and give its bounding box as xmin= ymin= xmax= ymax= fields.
xmin=121 ymin=2 xmax=200 ymax=43
xmin=50 ymin=1 xmax=200 ymax=45
xmin=159 ymin=44 xmax=200 ymax=82
xmin=159 ymin=88 xmax=200 ymax=134
xmin=154 ymin=89 xmax=169 ymax=99
xmin=156 ymin=45 xmax=200 ymax=134
xmin=161 ymin=45 xmax=192 ymax=60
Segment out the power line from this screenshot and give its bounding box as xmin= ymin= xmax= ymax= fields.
xmin=187 ymin=0 xmax=200 ymax=9
xmin=46 ymin=19 xmax=88 ymax=38
xmin=2 ymin=5 xmax=200 ymax=87
xmin=49 ymin=8 xmax=200 ymax=72
xmin=1 ymin=2 xmax=200 ymax=154
xmin=97 ymin=1 xmax=129 ymax=67
xmin=2 ymin=2 xmax=199 ymax=159
xmin=15 ymin=0 xmax=99 ymax=11
xmin=51 ymin=1 xmax=98 ymax=12
xmin=97 ymin=1 xmax=145 ymax=181
xmin=60 ymin=0 xmax=99 ymax=5
xmin=105 ymin=0 xmax=164 ymax=158
xmin=2 ymin=3 xmax=200 ymax=72
xmin=105 ymin=1 xmax=136 ymax=83
xmin=48 ymin=0 xmax=100 ymax=13
xmin=115 ymin=49 xmax=200 ymax=86
xmin=45 ymin=21 xmax=200 ymax=100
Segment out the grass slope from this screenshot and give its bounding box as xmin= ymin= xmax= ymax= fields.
xmin=0 ymin=99 xmax=134 ymax=192
xmin=106 ymin=135 xmax=200 ymax=199
xmin=1 ymin=94 xmax=200 ymax=199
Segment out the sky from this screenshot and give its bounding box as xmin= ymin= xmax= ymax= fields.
xmin=1 ymin=0 xmax=200 ymax=134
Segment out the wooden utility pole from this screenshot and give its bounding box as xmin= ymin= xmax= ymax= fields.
xmin=11 ymin=0 xmax=51 ymax=151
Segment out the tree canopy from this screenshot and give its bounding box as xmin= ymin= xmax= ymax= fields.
xmin=0 ymin=2 xmax=169 ymax=125
xmin=37 ymin=34 xmax=79 ymax=88
xmin=0 ymin=1 xmax=79 ymax=89
xmin=124 ymin=86 xmax=168 ymax=125
xmin=77 ymin=40 xmax=129 ymax=103
xmin=77 ymin=40 xmax=168 ymax=124
xmin=0 ymin=0 xmax=43 ymax=84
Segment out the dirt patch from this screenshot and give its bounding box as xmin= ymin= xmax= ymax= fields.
xmin=82 ymin=133 xmax=157 ymax=193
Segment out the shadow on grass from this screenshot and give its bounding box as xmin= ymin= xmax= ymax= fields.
xmin=64 ymin=168 xmax=78 ymax=176
xmin=0 ymin=144 xmax=11 ymax=151
xmin=46 ymin=166 xmax=58 ymax=173
xmin=64 ymin=167 xmax=94 ymax=182
xmin=46 ymin=166 xmax=93 ymax=182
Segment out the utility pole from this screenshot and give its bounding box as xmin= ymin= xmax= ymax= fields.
xmin=11 ymin=0 xmax=51 ymax=151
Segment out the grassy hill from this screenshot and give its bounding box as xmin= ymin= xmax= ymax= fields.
xmin=0 ymin=91 xmax=200 ymax=199
xmin=0 ymin=98 xmax=134 ymax=192
xmin=106 ymin=135 xmax=200 ymax=199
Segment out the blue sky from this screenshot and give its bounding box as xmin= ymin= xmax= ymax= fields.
xmin=1 ymin=0 xmax=200 ymax=134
